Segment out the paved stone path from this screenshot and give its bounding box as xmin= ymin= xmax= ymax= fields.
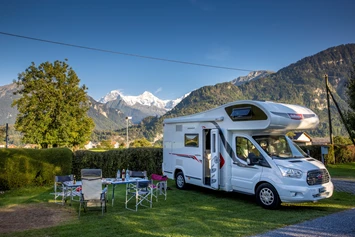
xmin=332 ymin=178 xmax=355 ymax=195
xmin=251 ymin=178 xmax=355 ymax=237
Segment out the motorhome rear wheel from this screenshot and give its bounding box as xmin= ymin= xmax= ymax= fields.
xmin=256 ymin=183 xmax=281 ymax=210
xmin=175 ymin=171 xmax=186 ymax=190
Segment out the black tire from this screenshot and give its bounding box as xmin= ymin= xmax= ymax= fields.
xmin=255 ymin=183 xmax=281 ymax=210
xmin=175 ymin=171 xmax=186 ymax=190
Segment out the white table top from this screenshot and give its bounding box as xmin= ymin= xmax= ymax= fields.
xmin=63 ymin=181 xmax=82 ymax=187
xmin=105 ymin=178 xmax=149 ymax=185
xmin=64 ymin=178 xmax=149 ymax=187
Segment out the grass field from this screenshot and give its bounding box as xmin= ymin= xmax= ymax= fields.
xmin=1 ymin=163 xmax=355 ymax=237
xmin=327 ymin=162 xmax=355 ymax=178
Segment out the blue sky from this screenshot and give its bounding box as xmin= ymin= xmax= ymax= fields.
xmin=0 ymin=0 xmax=354 ymax=101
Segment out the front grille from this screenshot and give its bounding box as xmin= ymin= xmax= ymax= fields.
xmin=307 ymin=169 xmax=330 ymax=185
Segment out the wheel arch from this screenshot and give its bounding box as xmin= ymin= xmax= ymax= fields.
xmin=254 ymin=179 xmax=281 ymax=196
xmin=174 ymin=168 xmax=183 ymax=179
xmin=254 ymin=181 xmax=270 ymax=194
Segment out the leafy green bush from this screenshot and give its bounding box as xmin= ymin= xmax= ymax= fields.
xmin=302 ymin=144 xmax=355 ymax=164
xmin=0 ymin=148 xmax=73 ymax=190
xmin=335 ymin=145 xmax=355 ymax=163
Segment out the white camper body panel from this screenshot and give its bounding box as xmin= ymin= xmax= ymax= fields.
xmin=163 ymin=100 xmax=333 ymax=207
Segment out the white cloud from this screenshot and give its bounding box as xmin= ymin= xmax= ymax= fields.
xmin=155 ymin=87 xmax=162 ymax=94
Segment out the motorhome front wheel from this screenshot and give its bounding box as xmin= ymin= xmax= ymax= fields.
xmin=256 ymin=183 xmax=281 ymax=210
xmin=175 ymin=171 xmax=186 ymax=190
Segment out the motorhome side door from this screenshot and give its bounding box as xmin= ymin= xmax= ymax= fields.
xmin=210 ymin=129 xmax=220 ymax=189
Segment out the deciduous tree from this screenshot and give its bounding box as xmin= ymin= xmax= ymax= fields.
xmin=99 ymin=140 xmax=114 ymax=149
xmin=0 ymin=125 xmax=5 ymax=145
xmin=12 ymin=60 xmax=94 ymax=148
xmin=130 ymin=138 xmax=152 ymax=147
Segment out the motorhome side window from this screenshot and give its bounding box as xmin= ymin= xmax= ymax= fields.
xmin=231 ymin=107 xmax=252 ymax=119
xmin=185 ymin=134 xmax=199 ymax=147
xmin=236 ymin=137 xmax=260 ymax=161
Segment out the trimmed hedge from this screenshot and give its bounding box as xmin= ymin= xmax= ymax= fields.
xmin=0 ymin=148 xmax=73 ymax=190
xmin=73 ymin=148 xmax=163 ymax=179
xmin=2 ymin=144 xmax=354 ymax=191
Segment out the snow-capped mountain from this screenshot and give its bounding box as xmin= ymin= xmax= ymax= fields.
xmin=99 ymin=90 xmax=190 ymax=111
xmin=231 ymin=70 xmax=274 ymax=86
xmin=98 ymin=90 xmax=122 ymax=103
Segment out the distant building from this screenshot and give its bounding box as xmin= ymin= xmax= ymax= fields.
xmin=23 ymin=144 xmax=39 ymax=149
xmin=291 ymin=132 xmax=312 ymax=146
xmin=111 ymin=141 xmax=119 ymax=148
xmin=84 ymin=141 xmax=96 ymax=149
xmin=311 ymin=137 xmax=330 ymax=146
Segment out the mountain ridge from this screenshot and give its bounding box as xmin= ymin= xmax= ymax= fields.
xmin=0 ymin=83 xmax=191 ymax=129
xmin=231 ymin=70 xmax=275 ymax=86
xmin=130 ymin=43 xmax=355 ymax=143
xmin=98 ymin=90 xmax=190 ymax=111
xmin=0 ymin=43 xmax=354 ymax=140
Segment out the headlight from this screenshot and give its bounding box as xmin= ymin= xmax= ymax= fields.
xmin=277 ymin=165 xmax=303 ymax=178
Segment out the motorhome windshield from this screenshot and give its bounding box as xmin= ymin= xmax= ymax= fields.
xmin=253 ymin=135 xmax=308 ymax=159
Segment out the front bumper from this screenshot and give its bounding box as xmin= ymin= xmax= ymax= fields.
xmin=278 ymin=181 xmax=334 ymax=203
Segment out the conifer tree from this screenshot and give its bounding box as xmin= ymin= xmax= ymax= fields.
xmin=12 ymin=60 xmax=94 ymax=148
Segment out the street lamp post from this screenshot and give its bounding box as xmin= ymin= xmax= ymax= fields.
xmin=126 ymin=116 xmax=132 ymax=148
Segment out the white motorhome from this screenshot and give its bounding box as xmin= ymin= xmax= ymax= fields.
xmin=162 ymin=100 xmax=333 ymax=209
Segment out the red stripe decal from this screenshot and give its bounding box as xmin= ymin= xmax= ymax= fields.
xmin=170 ymin=153 xmax=202 ymax=163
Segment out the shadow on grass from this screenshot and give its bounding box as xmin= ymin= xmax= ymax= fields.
xmin=0 ymin=186 xmax=54 ymax=207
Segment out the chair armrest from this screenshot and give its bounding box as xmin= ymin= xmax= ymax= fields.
xmin=101 ymin=187 xmax=108 ymax=200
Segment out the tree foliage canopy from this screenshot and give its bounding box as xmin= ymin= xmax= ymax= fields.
xmin=12 ymin=60 xmax=94 ymax=148
xmin=345 ymin=64 xmax=355 ymax=139
xmin=99 ymin=139 xmax=114 ymax=149
xmin=130 ymin=138 xmax=152 ymax=147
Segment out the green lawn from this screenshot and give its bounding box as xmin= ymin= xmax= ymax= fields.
xmin=1 ymin=164 xmax=355 ymax=237
xmin=327 ymin=162 xmax=355 ymax=178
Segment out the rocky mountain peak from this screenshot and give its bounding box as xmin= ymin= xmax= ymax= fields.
xmin=98 ymin=90 xmax=189 ymax=111
xmin=231 ymin=70 xmax=275 ymax=86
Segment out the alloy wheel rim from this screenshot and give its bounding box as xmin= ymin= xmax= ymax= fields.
xmin=177 ymin=175 xmax=184 ymax=187
xmin=260 ymin=188 xmax=274 ymax=205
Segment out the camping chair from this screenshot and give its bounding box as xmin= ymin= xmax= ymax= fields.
xmin=79 ymin=169 xmax=107 ymax=218
xmin=150 ymin=174 xmax=168 ymax=201
xmin=125 ymin=170 xmax=152 ymax=211
xmin=51 ymin=175 xmax=73 ymax=205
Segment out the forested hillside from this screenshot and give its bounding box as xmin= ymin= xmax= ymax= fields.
xmin=131 ymin=43 xmax=355 ymax=142
xmin=1 ymin=44 xmax=354 ymax=144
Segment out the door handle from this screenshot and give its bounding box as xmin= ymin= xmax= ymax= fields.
xmin=213 ymin=156 xmax=220 ymax=164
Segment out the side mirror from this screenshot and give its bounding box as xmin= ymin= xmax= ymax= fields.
xmin=247 ymin=153 xmax=256 ymax=165
xmin=247 ymin=153 xmax=262 ymax=166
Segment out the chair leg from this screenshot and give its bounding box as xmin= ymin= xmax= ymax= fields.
xmin=163 ymin=182 xmax=167 ymax=200
xmin=150 ymin=190 xmax=153 ymax=208
xmin=78 ymin=202 xmax=82 ymax=218
xmin=102 ymin=201 xmax=104 ymax=216
xmin=135 ymin=190 xmax=138 ymax=212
